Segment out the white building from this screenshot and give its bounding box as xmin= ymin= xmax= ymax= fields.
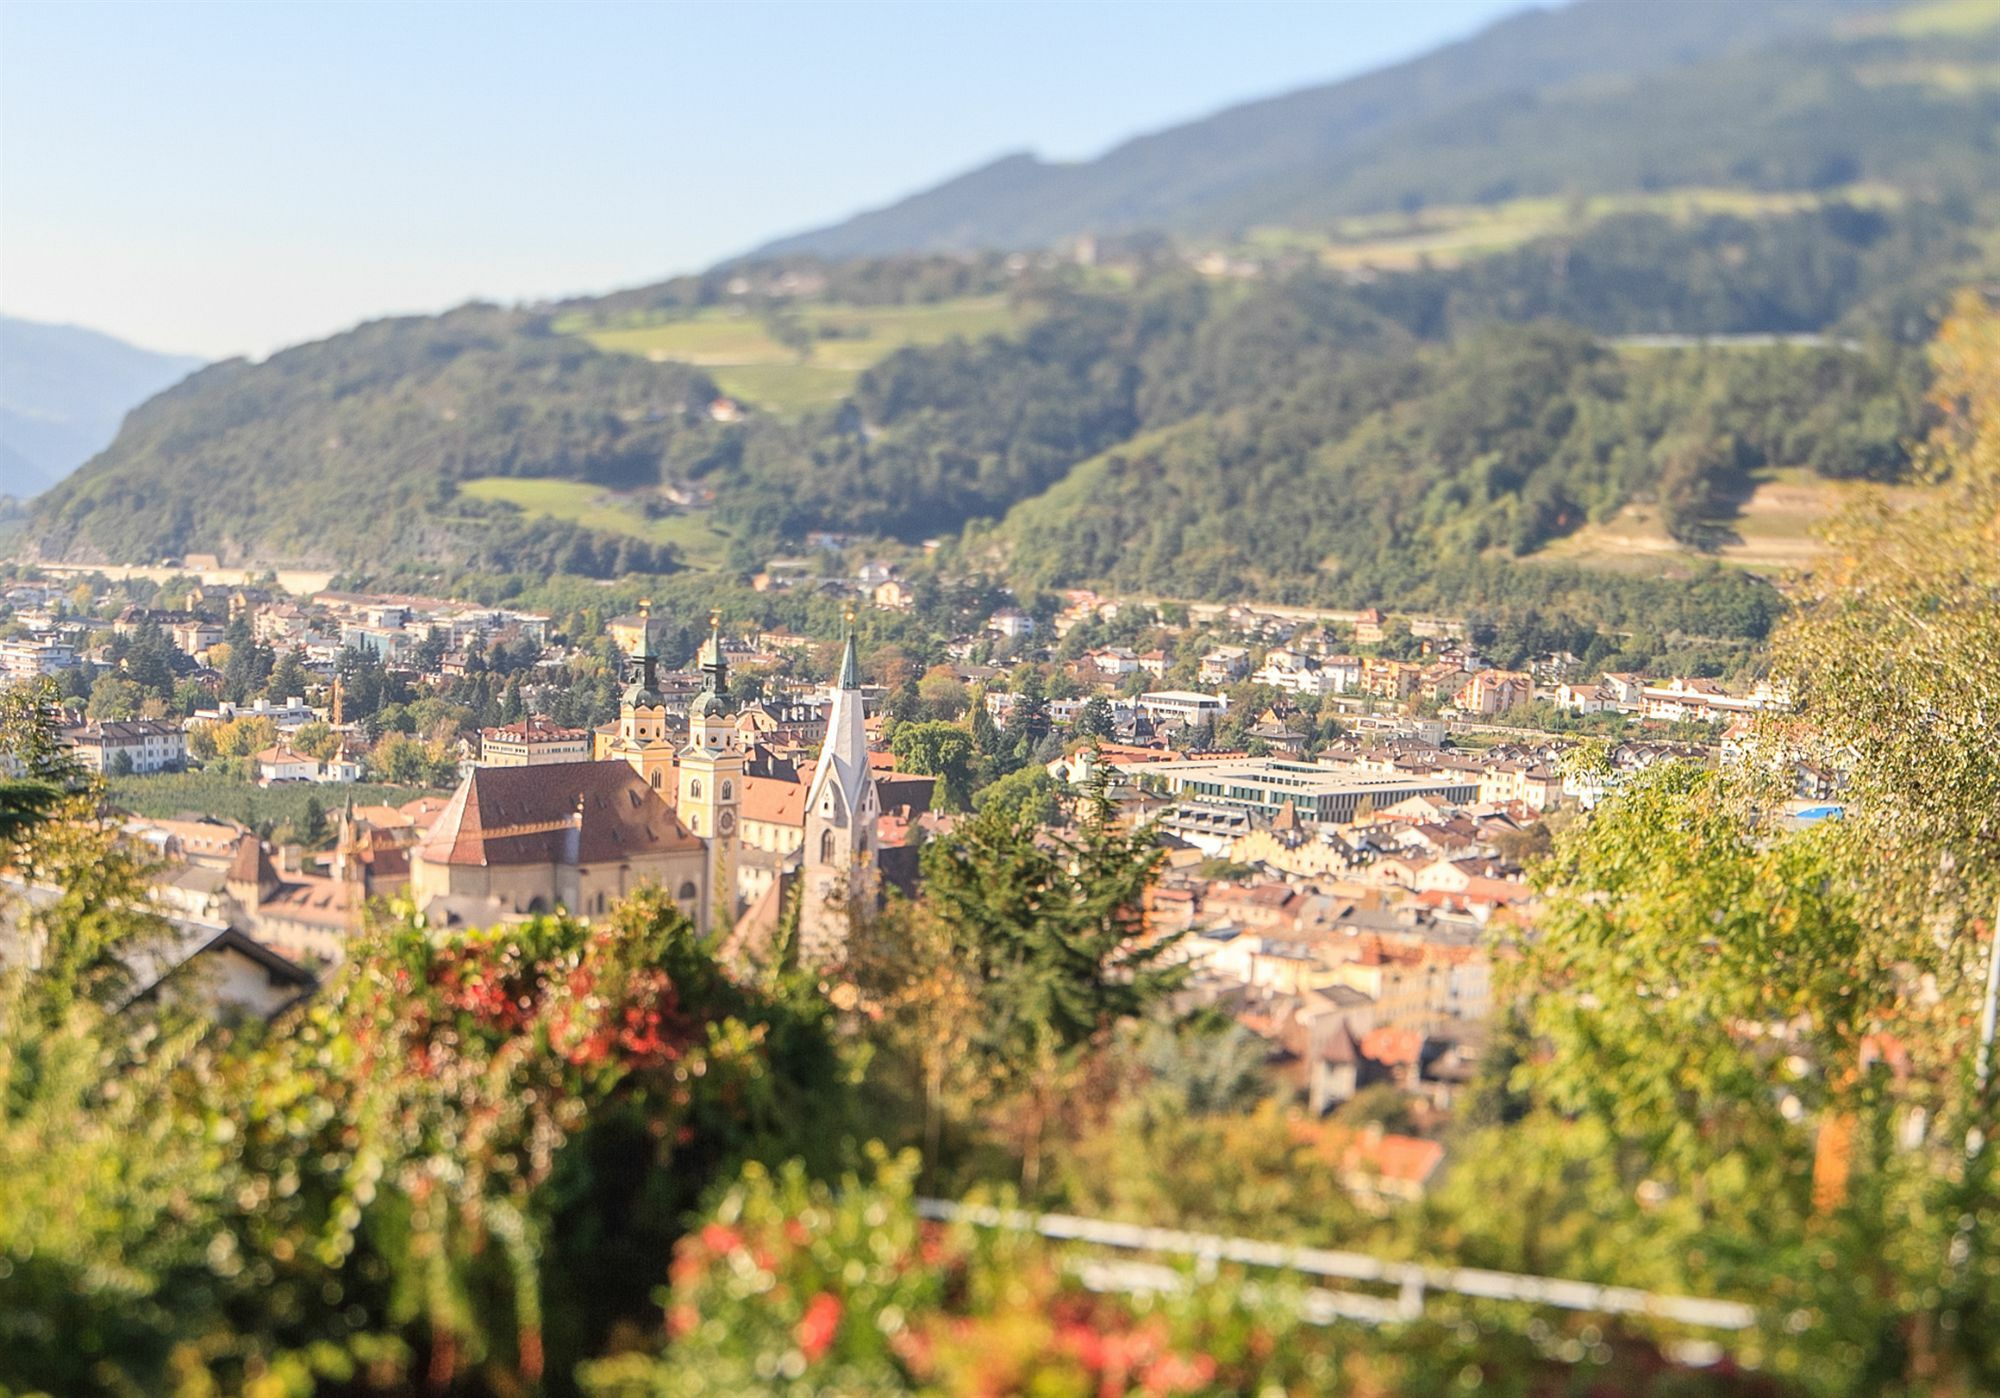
xmin=1137 ymin=690 xmax=1230 ymax=725
xmin=63 ymin=720 xmax=187 ymax=775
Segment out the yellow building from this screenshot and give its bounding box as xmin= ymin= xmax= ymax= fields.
xmin=595 ymin=599 xmax=678 ymax=792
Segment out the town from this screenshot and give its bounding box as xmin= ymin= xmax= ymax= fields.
xmin=0 ymin=557 xmax=1820 ymax=1182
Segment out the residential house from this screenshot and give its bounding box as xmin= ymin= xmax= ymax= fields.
xmin=64 ymin=720 xmax=186 ymax=775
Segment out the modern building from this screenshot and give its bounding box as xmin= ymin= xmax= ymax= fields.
xmin=1139 ymin=755 xmax=1479 ymax=826
xmin=1137 ymin=690 xmax=1230 ymax=725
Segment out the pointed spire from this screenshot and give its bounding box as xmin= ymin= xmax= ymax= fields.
xmin=838 ymin=608 xmax=859 ymax=690
xmin=697 ymin=610 xmax=728 ymax=697
xmin=631 ymin=598 xmax=657 ymax=661
xmin=623 ymin=598 xmax=661 ymax=706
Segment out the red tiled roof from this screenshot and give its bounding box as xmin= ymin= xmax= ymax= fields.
xmin=741 ymin=774 xmax=808 ymax=827
xmin=416 ymin=761 xmax=699 ymax=868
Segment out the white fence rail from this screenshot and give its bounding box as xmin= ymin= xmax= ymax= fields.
xmin=915 ymin=1197 xmax=1758 ymax=1336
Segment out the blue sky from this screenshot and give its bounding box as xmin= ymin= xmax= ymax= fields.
xmin=0 ymin=0 xmax=1530 ymax=360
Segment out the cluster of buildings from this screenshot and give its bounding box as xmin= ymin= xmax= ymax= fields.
xmin=14 ymin=602 xmax=938 ymax=1017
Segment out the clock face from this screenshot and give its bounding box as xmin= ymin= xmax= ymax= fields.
xmin=717 ymin=810 xmax=737 ymax=836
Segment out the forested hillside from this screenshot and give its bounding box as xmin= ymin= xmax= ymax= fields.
xmin=712 ymin=204 xmax=1950 ymax=550
xmin=984 ymin=322 xmax=1922 ymax=636
xmin=20 ymin=0 xmax=2000 ymax=635
xmin=31 ymin=307 xmax=721 ymax=576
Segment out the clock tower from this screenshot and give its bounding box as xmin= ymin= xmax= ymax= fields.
xmin=677 ymin=613 xmax=741 ymax=936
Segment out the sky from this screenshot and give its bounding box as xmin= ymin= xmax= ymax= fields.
xmin=0 ymin=0 xmax=1531 ymax=361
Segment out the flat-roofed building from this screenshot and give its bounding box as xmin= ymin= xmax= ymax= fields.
xmin=1140 ymin=754 xmax=1478 ymax=826
xmin=1137 ymin=690 xmax=1230 ymax=725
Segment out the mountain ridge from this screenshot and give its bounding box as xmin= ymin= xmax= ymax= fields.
xmin=0 ymin=315 xmax=204 ymax=499
xmin=750 ymin=0 xmax=1899 ymax=259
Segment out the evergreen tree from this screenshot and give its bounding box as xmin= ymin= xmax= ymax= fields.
xmin=266 ymin=648 xmax=309 ymax=704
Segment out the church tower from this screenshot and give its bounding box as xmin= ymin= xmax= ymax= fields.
xmin=596 ymin=599 xmax=676 ymax=792
xmin=799 ymin=618 xmax=879 ymax=966
xmin=677 ymin=612 xmax=741 ymax=937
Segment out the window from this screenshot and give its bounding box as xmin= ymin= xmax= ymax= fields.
xmin=720 ymin=780 xmax=733 ymax=802
xmin=678 ymin=880 xmax=697 ymax=901
xmin=690 ymin=779 xmax=703 ymax=799
xmin=820 ymin=829 xmax=836 ymax=862
xmin=650 ymin=770 xmax=661 ymax=788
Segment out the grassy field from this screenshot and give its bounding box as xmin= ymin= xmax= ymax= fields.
xmin=108 ymin=774 xmax=443 ymax=836
xmin=1526 ymin=468 xmax=1928 ymax=578
xmin=1237 ymin=185 xmax=1903 ymax=273
xmin=561 ymin=296 xmax=1021 ymax=414
xmin=458 ymin=476 xmax=734 ymax=570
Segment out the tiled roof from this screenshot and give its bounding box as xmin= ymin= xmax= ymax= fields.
xmin=416 ymin=761 xmax=699 ymax=868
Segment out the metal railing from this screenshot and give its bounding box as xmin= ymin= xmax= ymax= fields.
xmin=916 ymin=1198 xmax=1757 ymax=1336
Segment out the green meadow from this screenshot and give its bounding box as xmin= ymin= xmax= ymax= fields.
xmin=1238 ymin=184 xmax=1904 ymax=271
xmin=457 ymin=476 xmax=734 ymax=570
xmin=562 ymin=296 xmax=1021 ymax=413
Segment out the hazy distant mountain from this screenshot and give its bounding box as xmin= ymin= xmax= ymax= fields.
xmin=752 ymin=0 xmax=1968 ymax=258
xmin=0 ymin=315 xmax=203 ymax=498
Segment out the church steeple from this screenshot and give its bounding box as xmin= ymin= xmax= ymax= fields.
xmin=697 ymin=610 xmax=728 ymax=699
xmin=799 ymin=608 xmax=877 ymax=965
xmin=837 ymin=622 xmax=859 ymax=691
xmin=624 ymin=598 xmax=661 ymax=704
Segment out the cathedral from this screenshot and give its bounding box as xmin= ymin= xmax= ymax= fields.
xmin=410 ymin=601 xmax=924 ymax=962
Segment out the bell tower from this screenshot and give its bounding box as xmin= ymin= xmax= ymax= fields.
xmin=598 ymin=599 xmax=677 ymax=792
xmin=678 ymin=611 xmax=741 ymax=936
xmin=799 ymin=613 xmax=878 ymax=966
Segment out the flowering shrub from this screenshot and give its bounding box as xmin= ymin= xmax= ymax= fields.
xmin=581 ymin=1148 xmax=1348 ymax=1397
xmin=2 ymin=889 xmax=847 ymax=1395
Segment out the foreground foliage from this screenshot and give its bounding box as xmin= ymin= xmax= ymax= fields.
xmin=0 ymin=893 xmax=845 ymax=1395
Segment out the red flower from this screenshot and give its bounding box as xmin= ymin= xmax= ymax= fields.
xmin=796 ymin=1291 xmax=843 ymax=1362
xmin=699 ymin=1223 xmax=742 ymax=1255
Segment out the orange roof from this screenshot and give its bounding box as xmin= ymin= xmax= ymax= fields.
xmin=1361 ymin=1026 xmax=1425 ymax=1066
xmin=1291 ymin=1120 xmax=1445 ymax=1187
xmin=740 ymin=774 xmax=808 ymax=827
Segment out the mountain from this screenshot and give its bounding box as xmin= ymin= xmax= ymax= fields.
xmin=0 ymin=316 xmax=204 ymax=499
xmin=753 ymin=0 xmax=1993 ymax=258
xmin=20 ymin=0 xmax=2000 ymax=638
xmin=29 ymin=307 xmax=720 ymax=576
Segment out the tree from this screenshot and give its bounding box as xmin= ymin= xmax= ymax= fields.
xmin=920 ymin=776 xmax=1182 ymax=1187
xmin=300 ymin=795 xmax=327 ymax=846
xmin=1003 ymin=668 xmax=1052 ymax=751
xmin=889 ymin=720 xmax=974 ymax=811
xmin=0 ymin=679 xmax=74 ymax=845
xmin=265 ymin=647 xmax=309 ymax=703
xmin=1072 ymin=694 xmax=1116 ymax=740
xmin=289 ymin=721 xmax=339 ymax=762
xmin=86 ymin=675 xmax=144 ymax=721
xmin=1769 ymin=289 xmax=2000 ymax=1390
xmin=370 ymin=732 xmax=432 ymax=785
xmin=916 ymin=664 xmax=969 ymax=720
xmin=971 ymin=764 xmax=1060 ymax=827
